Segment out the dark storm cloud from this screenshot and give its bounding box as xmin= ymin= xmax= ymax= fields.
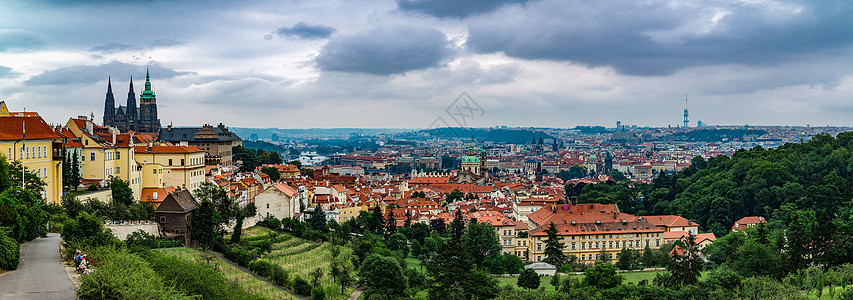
xmin=466 ymin=0 xmax=853 ymax=76
xmin=276 ymin=22 xmax=336 ymax=39
xmin=315 ymin=26 xmax=454 ymax=75
xmin=89 ymin=39 xmax=182 ymax=53
xmin=0 ymin=30 xmax=43 ymax=51
xmin=24 ymin=61 xmax=194 ymax=86
xmin=397 ymin=0 xmax=532 ymax=18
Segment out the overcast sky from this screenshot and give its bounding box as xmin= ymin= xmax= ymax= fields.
xmin=1 ymin=0 xmax=852 ymax=129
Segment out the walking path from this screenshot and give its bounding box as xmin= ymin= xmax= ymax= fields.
xmin=0 ymin=233 xmax=76 ymax=299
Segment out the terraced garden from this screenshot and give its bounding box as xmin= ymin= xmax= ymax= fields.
xmin=158 ymin=247 xmax=298 ymax=299
xmin=241 ymin=226 xmax=356 ymax=300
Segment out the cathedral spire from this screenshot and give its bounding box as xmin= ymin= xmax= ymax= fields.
xmin=103 ymin=77 xmax=115 ymax=127
xmin=127 ymin=76 xmax=137 ymax=122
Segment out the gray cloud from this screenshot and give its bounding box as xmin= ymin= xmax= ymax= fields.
xmin=24 ymin=61 xmax=194 ymax=86
xmin=0 ymin=29 xmax=43 ymax=51
xmin=89 ymin=39 xmax=182 ymax=53
xmin=316 ymin=26 xmax=454 ymax=75
xmin=276 ymin=22 xmax=336 ymax=39
xmin=397 ymin=0 xmax=532 ymax=18
xmin=466 ymin=0 xmax=853 ymax=76
xmin=0 ymin=66 xmax=17 ymax=78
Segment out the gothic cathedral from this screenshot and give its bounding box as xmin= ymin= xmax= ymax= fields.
xmin=102 ymin=68 xmax=161 ymax=133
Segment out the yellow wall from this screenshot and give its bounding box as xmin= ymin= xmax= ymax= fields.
xmin=1 ymin=139 xmax=63 ymax=204
xmin=140 ymin=163 xmax=164 ymax=189
xmin=135 ymin=151 xmax=205 ymax=192
xmin=528 ymin=232 xmax=664 ymax=263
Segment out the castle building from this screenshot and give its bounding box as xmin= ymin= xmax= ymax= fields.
xmin=102 ymin=68 xmax=160 ymax=134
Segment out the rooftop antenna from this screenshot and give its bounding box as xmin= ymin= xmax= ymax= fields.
xmin=683 ymin=93 xmax=689 ymax=128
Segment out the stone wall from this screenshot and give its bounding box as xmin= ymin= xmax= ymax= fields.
xmin=105 ymin=222 xmax=159 ymax=240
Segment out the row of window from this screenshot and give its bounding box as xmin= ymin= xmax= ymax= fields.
xmin=169 ymin=158 xmax=202 ymax=166
xmin=537 ymin=232 xmax=662 ymax=241
xmin=9 ymin=146 xmax=51 ymax=160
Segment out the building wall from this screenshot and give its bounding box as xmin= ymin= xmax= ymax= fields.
xmin=254 ymin=188 xmax=295 ymax=220
xmin=528 ymin=232 xmax=664 ymax=263
xmin=136 ymin=151 xmax=205 ymax=192
xmin=1 ymin=139 xmax=63 ymax=204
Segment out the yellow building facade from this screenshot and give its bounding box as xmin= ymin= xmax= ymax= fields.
xmin=0 ymin=115 xmax=64 ymax=203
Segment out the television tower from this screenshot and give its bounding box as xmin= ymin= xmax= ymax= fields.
xmin=683 ymin=94 xmax=689 ymax=128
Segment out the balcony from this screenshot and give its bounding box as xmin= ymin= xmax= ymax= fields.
xmin=52 ymin=141 xmax=65 ymax=161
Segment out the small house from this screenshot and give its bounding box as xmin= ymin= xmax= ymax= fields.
xmin=523 ymin=262 xmax=557 ymax=276
xmin=155 ymin=189 xmax=199 ymax=245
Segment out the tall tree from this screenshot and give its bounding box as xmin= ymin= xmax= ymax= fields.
xmin=311 ymin=206 xmax=327 ymax=231
xmin=461 ymin=222 xmax=501 ymax=267
xmin=109 ymin=176 xmax=134 ymax=206
xmin=358 ymin=254 xmax=407 ymax=299
xmin=543 ymin=222 xmax=565 ymax=267
xmin=517 ymin=268 xmax=540 ymax=291
xmin=450 ymin=209 xmax=465 ymax=242
xmin=385 ymin=211 xmax=397 ymax=235
xmin=667 ymin=233 xmax=703 ymax=287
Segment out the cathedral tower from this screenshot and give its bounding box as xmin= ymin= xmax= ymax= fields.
xmin=126 ymin=76 xmax=137 ymax=129
xmin=103 ymin=77 xmax=115 ymax=127
xmin=138 ymin=67 xmax=160 ymax=133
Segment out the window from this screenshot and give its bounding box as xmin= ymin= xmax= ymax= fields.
xmin=168 ymin=159 xmax=172 ymax=166
xmin=537 ymin=245 xmax=541 ymax=251
xmin=581 ymin=255 xmax=585 ymax=261
xmin=43 ymin=168 xmax=47 ymax=177
xmin=7 ymin=147 xmax=10 ymax=157
xmin=116 ymin=167 xmax=120 ymax=174
xmin=153 ymin=169 xmax=157 ymax=174
xmin=26 ymin=147 xmax=29 ymax=158
xmin=90 ymin=153 xmax=95 ymax=161
xmin=571 ymin=243 xmax=576 ymax=250
xmin=181 ymin=159 xmax=184 ymax=166
xmin=267 ymin=203 xmax=270 ymax=209
xmin=116 ymin=152 xmax=120 ymax=160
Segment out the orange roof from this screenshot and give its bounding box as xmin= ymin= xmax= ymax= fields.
xmin=141 ymin=186 xmax=177 ymax=204
xmin=0 ymin=117 xmax=61 ymax=141
xmin=645 ymin=215 xmax=698 ymax=228
xmin=272 ymin=183 xmax=298 ymax=197
xmin=134 ymin=145 xmax=205 ymax=154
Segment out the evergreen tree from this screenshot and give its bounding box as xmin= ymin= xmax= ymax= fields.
xmin=385 ymin=211 xmax=397 ymax=235
xmin=517 ymin=268 xmax=540 ymax=291
xmin=450 ymin=209 xmax=465 ymax=242
xmin=404 ymin=210 xmax=412 ymax=227
xmin=543 ymin=222 xmax=565 ymax=267
xmin=667 ymin=233 xmax=703 ymax=287
xmin=311 ymin=206 xmax=327 ymax=231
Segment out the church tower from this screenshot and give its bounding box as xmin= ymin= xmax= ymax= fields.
xmin=138 ymin=68 xmax=161 ymax=133
xmin=103 ymin=77 xmax=115 ymax=127
xmin=126 ymin=76 xmax=137 ymax=130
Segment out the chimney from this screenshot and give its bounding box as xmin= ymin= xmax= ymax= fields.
xmin=112 ymin=128 xmax=117 ymax=145
xmin=86 ymin=119 xmax=93 ymax=135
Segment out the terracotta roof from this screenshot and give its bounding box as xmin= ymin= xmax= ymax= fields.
xmin=0 ymin=117 xmax=61 ymax=141
xmin=645 ymin=215 xmax=698 ymax=228
xmin=141 ymin=186 xmax=177 ymax=203
xmin=272 ymin=183 xmax=298 ymax=197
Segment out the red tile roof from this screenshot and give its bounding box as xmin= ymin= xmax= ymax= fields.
xmin=134 ymin=145 xmax=205 ymax=154
xmin=0 ymin=117 xmax=61 ymax=141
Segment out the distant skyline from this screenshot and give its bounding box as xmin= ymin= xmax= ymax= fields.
xmin=1 ymin=0 xmax=852 ymax=128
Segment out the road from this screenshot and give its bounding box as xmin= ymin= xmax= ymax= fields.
xmin=0 ymin=233 xmax=76 ymax=299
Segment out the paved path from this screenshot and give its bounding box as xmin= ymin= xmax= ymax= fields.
xmin=0 ymin=233 xmax=76 ymax=299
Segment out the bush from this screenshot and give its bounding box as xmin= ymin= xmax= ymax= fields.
xmin=125 ymin=230 xmax=182 ymax=249
xmin=224 ymin=246 xmax=255 ymax=267
xmin=292 ymin=275 xmax=313 ymax=296
xmin=61 ymin=212 xmax=120 ymax=250
xmin=258 ymin=216 xmax=281 ymax=231
xmin=247 ymin=259 xmax=288 ymax=286
xmin=87 ymin=184 xmax=99 ymax=191
xmin=0 ymin=227 xmax=20 ymax=270
xmin=144 ymin=252 xmax=263 ymax=300
xmin=77 ymin=247 xmax=191 ymax=300
xmin=311 ymin=286 xmax=326 ymax=300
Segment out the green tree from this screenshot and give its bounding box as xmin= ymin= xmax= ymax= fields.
xmin=445 ymin=189 xmax=464 ymax=203
xmin=461 ymin=222 xmax=501 ymax=267
xmin=517 ymin=268 xmax=540 ymax=291
xmin=543 ymin=222 xmax=565 ymax=267
xmin=449 ymin=209 xmax=465 ymax=242
xmin=69 ymin=153 xmax=81 ymax=191
xmin=260 ymin=166 xmax=281 ymax=181
xmin=358 ymin=254 xmax=407 ymax=299
xmin=109 ymin=176 xmax=133 ymax=206
xmin=732 ymin=240 xmax=782 ymax=278
xmin=311 ymin=206 xmax=327 ymax=231
xmin=616 ymin=248 xmax=638 ymax=270
xmin=642 ymin=246 xmax=657 ymax=267
xmin=667 ymin=233 xmax=703 ymax=287
xmin=386 ymin=233 xmax=409 ymax=258
xmin=583 ymin=261 xmax=622 ymax=289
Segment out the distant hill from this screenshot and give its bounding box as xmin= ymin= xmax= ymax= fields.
xmin=573 ymin=126 xmax=611 ymax=134
xmin=416 ymin=128 xmax=554 ymax=144
xmin=231 ymin=128 xmax=408 ymax=140
xmin=668 ymin=129 xmax=768 ymax=142
xmin=243 ymin=140 xmax=287 ymax=153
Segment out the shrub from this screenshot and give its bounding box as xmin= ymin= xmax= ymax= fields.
xmin=311 ymin=286 xmax=326 ymax=300
xmin=225 ymin=246 xmax=254 ymax=267
xmin=144 ymin=253 xmax=263 ymax=300
xmin=87 ymin=184 xmax=98 ymax=191
xmin=125 ymin=230 xmax=182 ymax=249
xmin=292 ymin=275 xmax=313 ymax=296
xmin=61 ymin=212 xmax=120 ymax=250
xmin=77 ymin=247 xmax=191 ymax=300
xmin=0 ymin=227 xmax=20 ymax=270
